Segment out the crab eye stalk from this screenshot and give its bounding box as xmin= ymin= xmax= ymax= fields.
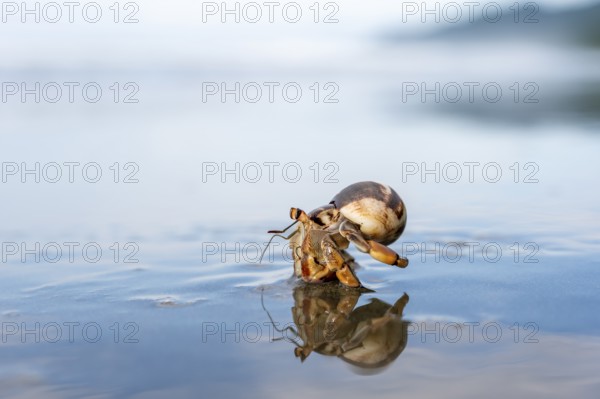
xmin=290 ymin=207 xmax=308 ymax=222
xmin=290 ymin=207 xmax=300 ymax=220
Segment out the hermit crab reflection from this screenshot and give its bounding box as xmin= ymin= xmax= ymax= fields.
xmin=262 ymin=284 xmax=410 ymax=374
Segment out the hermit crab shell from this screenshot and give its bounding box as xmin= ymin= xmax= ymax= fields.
xmin=330 ymin=181 xmax=406 ymax=245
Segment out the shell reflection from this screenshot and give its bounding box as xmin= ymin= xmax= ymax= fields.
xmin=267 ymin=284 xmax=411 ymax=375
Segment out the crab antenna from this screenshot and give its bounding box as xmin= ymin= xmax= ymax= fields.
xmin=259 ymin=228 xmax=298 ymax=264
xmin=260 ymin=288 xmax=301 ymax=346
xmin=267 ymin=220 xmax=298 ymax=234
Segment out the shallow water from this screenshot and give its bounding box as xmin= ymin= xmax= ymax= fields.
xmin=2 ymin=219 xmax=600 ymax=398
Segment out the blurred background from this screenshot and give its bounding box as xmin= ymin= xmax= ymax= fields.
xmin=1 ymin=0 xmax=599 ymax=236
xmin=1 ymin=0 xmax=599 ymax=397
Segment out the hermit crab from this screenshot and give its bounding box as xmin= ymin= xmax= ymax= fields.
xmin=264 ymin=181 xmax=408 ymax=288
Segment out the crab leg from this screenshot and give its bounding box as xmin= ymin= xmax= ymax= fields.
xmin=302 ymin=255 xmax=333 ymax=282
xmin=320 ymin=236 xmax=362 ymax=288
xmin=339 ymin=220 xmax=409 ymax=268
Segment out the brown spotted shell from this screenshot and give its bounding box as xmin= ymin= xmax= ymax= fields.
xmin=330 ymin=181 xmax=406 ymax=245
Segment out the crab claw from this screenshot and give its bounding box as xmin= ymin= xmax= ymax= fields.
xmin=367 ymin=240 xmax=409 ymax=268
